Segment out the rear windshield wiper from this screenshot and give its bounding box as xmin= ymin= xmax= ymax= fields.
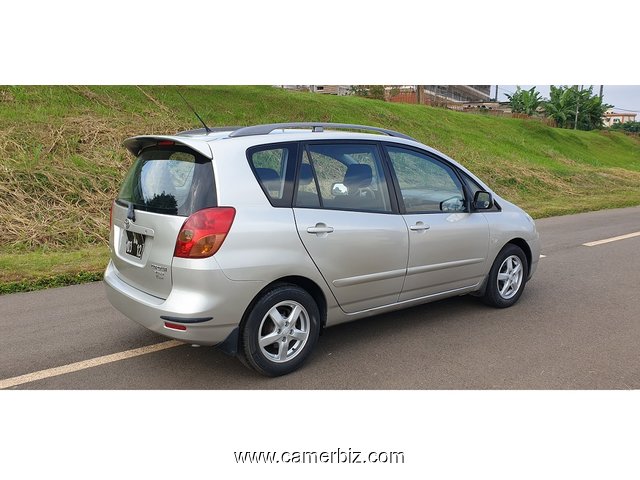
xmin=117 ymin=200 xmax=136 ymax=222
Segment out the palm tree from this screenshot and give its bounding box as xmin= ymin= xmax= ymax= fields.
xmin=543 ymin=86 xmax=576 ymax=128
xmin=543 ymin=86 xmax=611 ymax=130
xmin=576 ymin=87 xmax=610 ymax=130
xmin=506 ymin=86 xmax=542 ymax=115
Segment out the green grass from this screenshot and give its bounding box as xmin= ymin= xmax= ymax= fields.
xmin=0 ymin=271 xmax=104 ymax=295
xmin=0 ymin=247 xmax=109 ymax=292
xmin=1 ymin=85 xmax=639 ymax=293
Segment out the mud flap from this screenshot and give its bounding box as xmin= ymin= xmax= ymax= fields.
xmin=216 ymin=327 xmax=240 ymax=356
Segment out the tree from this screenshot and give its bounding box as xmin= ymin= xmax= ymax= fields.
xmin=505 ymin=86 xmax=542 ymax=115
xmin=575 ymin=86 xmax=610 ymax=130
xmin=350 ymin=85 xmax=386 ymax=101
xmin=543 ymin=85 xmax=575 ymax=128
xmin=543 ymin=85 xmax=611 ymax=130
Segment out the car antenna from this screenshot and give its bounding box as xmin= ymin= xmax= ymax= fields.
xmin=176 ymin=89 xmax=211 ymax=134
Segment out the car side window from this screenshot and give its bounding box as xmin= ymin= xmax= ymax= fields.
xmin=297 ymin=143 xmax=392 ymax=213
xmin=248 ymin=143 xmax=297 ymax=207
xmin=460 ymin=171 xmax=484 ymax=196
xmin=459 ymin=170 xmax=500 ymax=211
xmin=294 ymin=149 xmax=321 ymax=208
xmin=386 ymin=146 xmax=467 ymax=213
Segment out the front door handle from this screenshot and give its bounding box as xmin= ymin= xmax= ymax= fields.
xmin=307 ymin=223 xmax=335 ymax=235
xmin=409 ymin=222 xmax=430 ymax=232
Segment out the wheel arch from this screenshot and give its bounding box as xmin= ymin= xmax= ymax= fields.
xmin=473 ymin=237 xmax=533 ymax=298
xmin=272 ymin=276 xmax=328 ymax=329
xmin=231 ymin=275 xmax=327 ymax=354
xmin=505 ymin=237 xmax=532 ymax=277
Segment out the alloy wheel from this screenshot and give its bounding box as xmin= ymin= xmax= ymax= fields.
xmin=258 ymin=301 xmax=310 ymax=363
xmin=496 ymin=255 xmax=524 ymax=300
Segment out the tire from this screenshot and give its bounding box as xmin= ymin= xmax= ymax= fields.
xmin=240 ymin=284 xmax=320 ymax=376
xmin=482 ymin=244 xmax=528 ymax=308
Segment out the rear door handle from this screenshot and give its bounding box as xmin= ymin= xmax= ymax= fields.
xmin=307 ymin=223 xmax=335 ymax=235
xmin=409 ymin=222 xmax=430 ymax=232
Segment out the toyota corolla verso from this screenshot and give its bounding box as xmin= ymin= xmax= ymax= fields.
xmin=104 ymin=123 xmax=540 ymax=376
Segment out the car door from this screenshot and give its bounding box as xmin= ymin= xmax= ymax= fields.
xmin=293 ymin=142 xmax=408 ymax=313
xmin=384 ymin=144 xmax=490 ymax=302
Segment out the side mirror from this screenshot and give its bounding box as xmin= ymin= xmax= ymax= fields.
xmin=331 ymin=182 xmax=348 ymax=196
xmin=473 ymin=191 xmax=493 ymax=210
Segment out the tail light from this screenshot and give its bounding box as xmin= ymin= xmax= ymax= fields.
xmin=109 ymin=200 xmax=115 ymax=230
xmin=174 ymin=207 xmax=236 ymax=258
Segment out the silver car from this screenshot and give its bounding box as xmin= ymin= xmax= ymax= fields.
xmin=105 ymin=123 xmax=540 ymax=376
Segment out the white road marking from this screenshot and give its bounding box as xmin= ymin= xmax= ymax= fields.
xmin=0 ymin=340 xmax=183 ymax=389
xmin=582 ymin=231 xmax=640 ymax=247
xmin=540 ymin=255 xmax=547 ymax=258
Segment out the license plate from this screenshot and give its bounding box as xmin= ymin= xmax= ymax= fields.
xmin=124 ymin=231 xmax=145 ymax=259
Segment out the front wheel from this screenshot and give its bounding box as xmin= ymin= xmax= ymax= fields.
xmin=240 ymin=284 xmax=320 ymax=376
xmin=482 ymin=244 xmax=528 ymax=308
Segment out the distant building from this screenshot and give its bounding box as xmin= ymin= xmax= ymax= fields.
xmin=387 ymin=85 xmax=493 ymax=105
xmin=603 ymin=109 xmax=637 ymax=127
xmin=423 ymin=85 xmax=492 ymax=103
xmin=309 ymin=85 xmax=351 ymax=96
xmin=275 ymin=85 xmax=494 ymax=102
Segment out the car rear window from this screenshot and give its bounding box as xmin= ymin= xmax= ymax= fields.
xmin=117 ymin=146 xmax=216 ymax=216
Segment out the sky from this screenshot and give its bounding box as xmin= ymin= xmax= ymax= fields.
xmin=497 ymin=85 xmax=640 ymax=115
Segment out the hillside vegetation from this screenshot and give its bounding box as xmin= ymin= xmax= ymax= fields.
xmin=1 ymin=85 xmax=640 ymax=289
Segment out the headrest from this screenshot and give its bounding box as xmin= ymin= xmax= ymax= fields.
xmin=343 ymin=164 xmax=372 ymax=190
xmin=255 ymin=168 xmax=280 ymax=191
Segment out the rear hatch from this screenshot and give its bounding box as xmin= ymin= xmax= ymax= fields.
xmin=110 ymin=141 xmax=216 ymax=299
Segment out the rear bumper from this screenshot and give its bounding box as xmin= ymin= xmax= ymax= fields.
xmin=104 ymin=260 xmax=261 ymax=346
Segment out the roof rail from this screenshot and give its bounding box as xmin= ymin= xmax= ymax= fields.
xmin=227 ymin=123 xmax=418 ymax=142
xmin=177 ymin=126 xmax=243 ymax=136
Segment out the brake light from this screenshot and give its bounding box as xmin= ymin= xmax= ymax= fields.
xmin=157 ymin=140 xmax=175 ymax=146
xmin=174 ymin=207 xmax=236 ymax=258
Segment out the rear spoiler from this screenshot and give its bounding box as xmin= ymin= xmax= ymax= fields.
xmin=123 ymin=135 xmax=212 ymax=159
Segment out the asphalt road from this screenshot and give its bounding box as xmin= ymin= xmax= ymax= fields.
xmin=2 ymin=206 xmax=640 ymax=389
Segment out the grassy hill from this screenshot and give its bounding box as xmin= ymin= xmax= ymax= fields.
xmin=1 ymin=85 xmax=640 ymax=291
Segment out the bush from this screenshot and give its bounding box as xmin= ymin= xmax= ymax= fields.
xmin=611 ymin=121 xmax=640 ymax=134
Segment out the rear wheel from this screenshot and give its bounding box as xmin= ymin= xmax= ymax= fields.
xmin=241 ymin=284 xmax=320 ymax=376
xmin=482 ymin=244 xmax=528 ymax=308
